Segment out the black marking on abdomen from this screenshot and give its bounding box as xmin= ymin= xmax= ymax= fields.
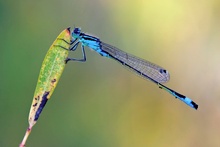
xmin=34 ymin=91 xmax=50 ymax=121
xmin=191 ymin=101 xmax=198 ymax=109
xmin=173 ymin=92 xmax=185 ymax=99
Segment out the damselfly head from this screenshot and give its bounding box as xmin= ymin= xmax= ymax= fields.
xmin=72 ymin=27 xmax=81 ymax=37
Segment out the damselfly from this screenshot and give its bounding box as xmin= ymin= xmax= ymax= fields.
xmin=67 ymin=27 xmax=198 ymax=110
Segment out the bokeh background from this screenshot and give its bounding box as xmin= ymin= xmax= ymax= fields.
xmin=1 ymin=0 xmax=220 ymax=146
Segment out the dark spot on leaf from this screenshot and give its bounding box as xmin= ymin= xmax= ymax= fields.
xmin=34 ymin=91 xmax=50 ymax=121
xmin=51 ymin=79 xmax=56 ymax=84
xmin=33 ymin=103 xmax=37 ymax=107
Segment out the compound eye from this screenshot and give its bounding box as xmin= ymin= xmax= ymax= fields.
xmin=74 ymin=28 xmax=81 ymax=34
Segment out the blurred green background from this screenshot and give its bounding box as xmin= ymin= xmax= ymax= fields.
xmin=1 ymin=0 xmax=220 ymax=146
